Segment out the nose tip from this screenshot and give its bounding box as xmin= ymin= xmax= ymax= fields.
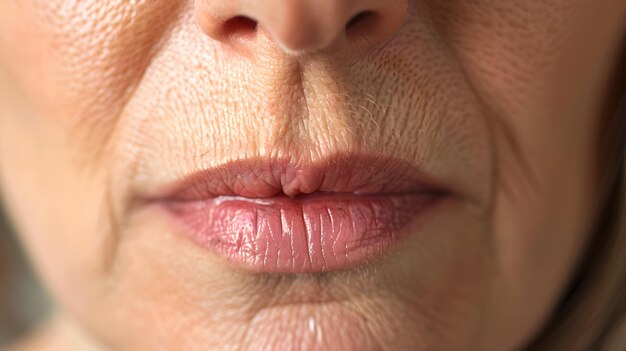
xmin=196 ymin=0 xmax=408 ymax=55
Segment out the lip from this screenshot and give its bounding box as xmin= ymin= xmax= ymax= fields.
xmin=152 ymin=155 xmax=449 ymax=273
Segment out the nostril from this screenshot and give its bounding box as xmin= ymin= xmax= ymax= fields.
xmin=222 ymin=16 xmax=258 ymax=39
xmin=345 ymin=11 xmax=381 ymax=41
xmin=346 ymin=11 xmax=377 ymax=31
xmin=346 ymin=11 xmax=371 ymax=29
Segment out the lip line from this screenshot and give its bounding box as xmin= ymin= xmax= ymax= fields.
xmin=165 ymin=191 xmax=447 ymax=206
xmin=149 ymin=153 xmax=450 ymax=202
xmin=213 ymin=191 xmax=442 ymax=202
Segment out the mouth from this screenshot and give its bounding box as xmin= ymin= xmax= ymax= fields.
xmin=151 ymin=154 xmax=449 ymax=273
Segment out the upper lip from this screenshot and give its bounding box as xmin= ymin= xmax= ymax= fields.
xmin=153 ymin=154 xmax=448 ymax=202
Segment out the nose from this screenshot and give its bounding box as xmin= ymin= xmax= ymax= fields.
xmin=196 ymin=0 xmax=408 ymax=55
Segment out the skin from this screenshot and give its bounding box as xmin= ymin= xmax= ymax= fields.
xmin=0 ymin=0 xmax=625 ymax=350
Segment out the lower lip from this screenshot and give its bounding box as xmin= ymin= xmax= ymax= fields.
xmin=163 ymin=193 xmax=442 ymax=273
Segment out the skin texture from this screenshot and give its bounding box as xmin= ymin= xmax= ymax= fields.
xmin=0 ymin=0 xmax=625 ymax=350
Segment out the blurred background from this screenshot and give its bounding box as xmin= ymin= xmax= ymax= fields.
xmin=0 ymin=207 xmax=50 ymax=348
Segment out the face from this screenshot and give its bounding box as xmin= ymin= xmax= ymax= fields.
xmin=0 ymin=1 xmax=624 ymax=350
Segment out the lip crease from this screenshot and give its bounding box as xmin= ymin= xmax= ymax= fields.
xmin=152 ymin=155 xmax=449 ymax=273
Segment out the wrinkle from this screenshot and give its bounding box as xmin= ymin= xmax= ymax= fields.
xmin=69 ymin=1 xmax=183 ymax=166
xmin=86 ymin=1 xmax=184 ymax=276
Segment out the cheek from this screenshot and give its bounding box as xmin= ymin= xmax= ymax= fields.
xmin=0 ymin=0 xmax=144 ymax=321
xmin=0 ymin=0 xmax=180 ymax=160
xmin=0 ymin=97 xmax=110 ymax=322
xmin=436 ymin=0 xmax=625 ymax=342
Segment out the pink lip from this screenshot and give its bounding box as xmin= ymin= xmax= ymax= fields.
xmin=155 ymin=155 xmax=448 ymax=273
